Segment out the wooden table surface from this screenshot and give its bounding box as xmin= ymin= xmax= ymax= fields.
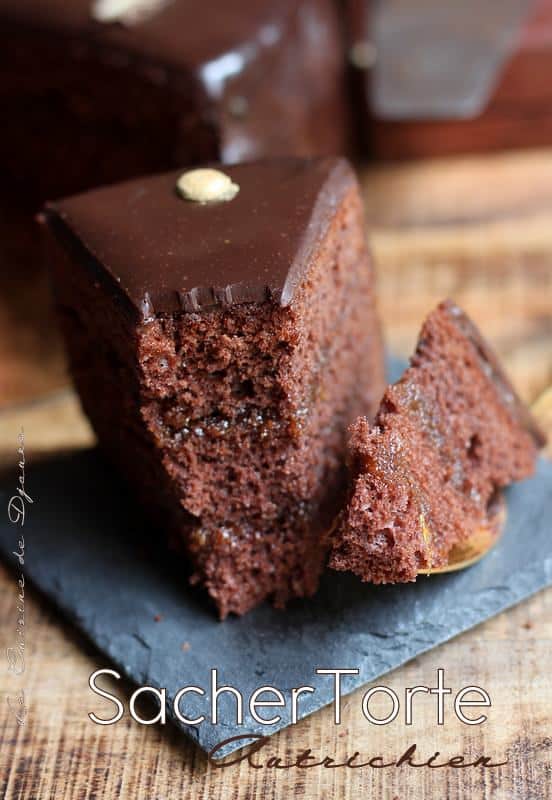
xmin=1 ymin=150 xmax=551 ymax=799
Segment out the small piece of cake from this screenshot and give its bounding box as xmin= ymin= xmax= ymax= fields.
xmin=42 ymin=157 xmax=384 ymax=617
xmin=330 ymin=300 xmax=545 ymax=583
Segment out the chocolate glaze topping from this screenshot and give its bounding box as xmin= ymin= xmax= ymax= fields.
xmin=44 ymin=158 xmax=355 ymax=319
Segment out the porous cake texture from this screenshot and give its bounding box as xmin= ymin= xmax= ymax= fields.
xmin=43 ymin=158 xmax=384 ymax=616
xmin=331 ymin=300 xmax=544 ymax=583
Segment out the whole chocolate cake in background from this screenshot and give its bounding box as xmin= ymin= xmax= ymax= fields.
xmin=1 ymin=0 xmax=349 ymax=198
xmin=331 ymin=300 xmax=545 ymax=584
xmin=0 ymin=0 xmax=350 ymax=405
xmin=42 ymin=157 xmax=384 ymax=617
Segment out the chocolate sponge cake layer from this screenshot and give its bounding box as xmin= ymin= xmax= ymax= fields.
xmin=44 ymin=158 xmax=384 ymax=617
xmin=330 ymin=300 xmax=544 ymax=584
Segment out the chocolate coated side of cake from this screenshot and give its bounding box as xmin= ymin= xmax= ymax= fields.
xmin=330 ymin=300 xmax=544 ymax=584
xmin=44 ymin=158 xmax=384 ymax=616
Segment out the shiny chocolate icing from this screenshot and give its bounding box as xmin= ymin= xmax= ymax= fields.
xmin=44 ymin=157 xmax=355 ymax=318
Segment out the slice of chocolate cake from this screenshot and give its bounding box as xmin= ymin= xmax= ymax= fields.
xmin=330 ymin=300 xmax=545 ymax=583
xmin=42 ymin=157 xmax=384 ymax=617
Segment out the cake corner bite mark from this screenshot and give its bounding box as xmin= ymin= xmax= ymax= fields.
xmin=42 ymin=156 xmax=385 ymax=618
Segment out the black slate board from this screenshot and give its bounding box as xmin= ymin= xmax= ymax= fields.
xmin=1 ymin=418 xmax=551 ymax=758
